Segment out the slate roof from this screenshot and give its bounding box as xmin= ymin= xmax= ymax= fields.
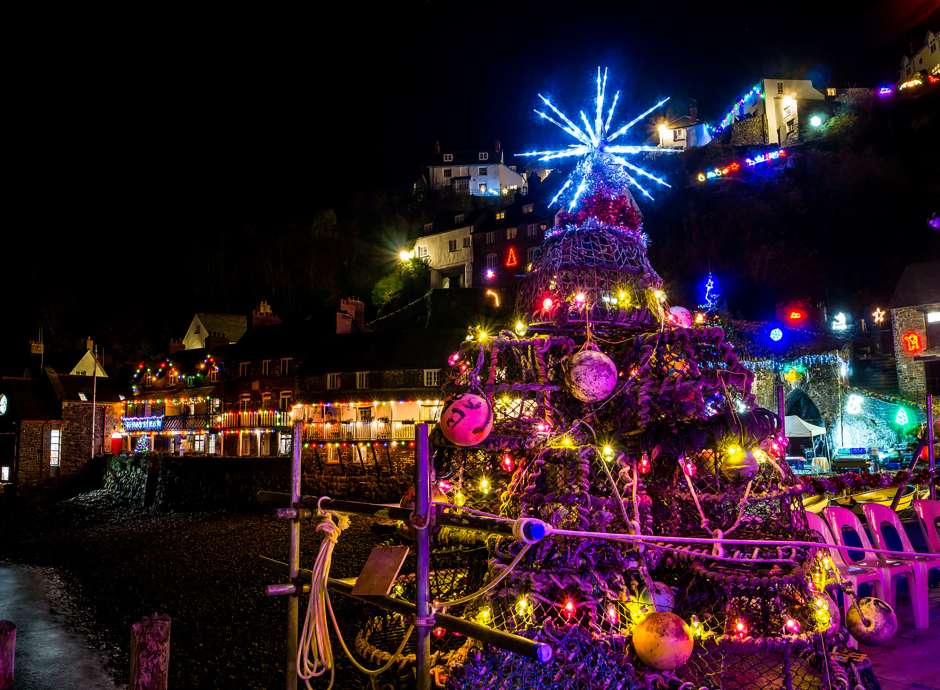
xmin=195 ymin=313 xmax=248 ymax=342
xmin=51 ymin=373 xmax=123 ymax=403
xmin=890 ymin=261 xmax=940 ymax=308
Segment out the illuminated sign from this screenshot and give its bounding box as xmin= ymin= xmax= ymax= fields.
xmin=123 ymin=416 xmax=164 ymax=431
xmin=901 ymin=331 xmax=925 ymax=355
xmin=504 ymin=246 xmax=519 ymax=268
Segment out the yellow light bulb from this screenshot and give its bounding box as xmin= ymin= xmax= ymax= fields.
xmin=602 ymin=445 xmax=614 ymax=460
xmin=515 ymin=596 xmax=529 ymax=616
xmin=479 ymin=477 xmax=490 ymax=494
xmin=454 ymin=489 xmax=466 ymax=506
xmin=514 ymin=320 xmax=527 ymax=336
xmin=477 ymin=607 xmax=492 ymax=624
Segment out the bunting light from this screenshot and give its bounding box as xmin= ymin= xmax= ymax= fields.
xmin=696 ymin=149 xmax=787 ymax=182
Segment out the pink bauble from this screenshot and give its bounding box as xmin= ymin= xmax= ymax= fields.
xmin=632 ymin=612 xmax=694 ymax=671
xmin=439 ymin=393 xmax=493 ymax=447
xmin=668 ymin=306 xmax=693 ymax=328
xmin=568 ymin=349 xmax=618 ymax=402
xmin=847 ymin=597 xmax=897 ymax=646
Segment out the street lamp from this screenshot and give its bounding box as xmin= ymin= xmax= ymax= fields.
xmin=399 ymin=249 xmax=414 ymax=262
xmin=809 ymin=114 xmax=823 ymax=128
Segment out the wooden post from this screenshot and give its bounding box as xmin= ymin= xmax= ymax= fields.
xmin=130 ymin=614 xmax=170 ymax=690
xmin=0 ymin=620 xmax=15 ymax=690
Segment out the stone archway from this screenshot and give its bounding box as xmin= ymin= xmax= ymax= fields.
xmin=785 ymin=387 xmax=823 ymax=426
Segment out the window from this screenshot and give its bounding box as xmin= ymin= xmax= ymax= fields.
xmin=443 ymin=153 xmax=453 ymax=162
xmin=485 ymin=231 xmax=495 ymax=245
xmin=527 ymin=247 xmax=541 ymax=263
xmin=279 ymin=391 xmax=292 ymax=410
xmin=262 ymin=392 xmax=272 ymax=408
xmin=777 ymin=81 xmax=784 ymax=94
xmin=49 ymin=429 xmax=61 ymax=467
xmin=209 ymin=367 xmax=219 ymax=382
xmin=479 ymin=183 xmax=487 ymax=194
xmin=280 ymin=357 xmax=292 ymax=374
xmin=454 ymin=213 xmax=464 ymax=224
xmin=239 ymin=394 xmax=251 ymax=411
xmin=278 ymin=433 xmax=292 ymax=455
xmin=495 ymin=211 xmax=506 ymax=220
xmin=826 ymin=87 xmax=837 ymax=96
xmin=462 ymin=236 xmax=471 ymax=248
xmin=194 ymin=435 xmax=205 ymax=453
xmin=417 ymin=246 xmax=429 ymax=258
xmin=1 ymin=466 xmax=10 ymax=482
xmin=485 ymin=253 xmax=497 ymax=270
xmin=261 ymin=360 xmax=271 ymax=375
xmin=479 ymin=167 xmax=488 ymax=176
xmin=358 ymin=406 xmax=373 ymax=422
xmin=443 ymin=168 xmax=452 ymax=178
xmin=522 ymin=203 xmax=534 ymax=214
xmin=208 ymin=435 xmax=217 ymax=455
xmin=927 ymin=316 xmax=940 ymax=349
xmin=239 ymin=362 xmax=250 ymax=377
xmin=527 ymin=223 xmax=539 ymax=238
xmin=673 ymin=128 xmax=685 ymax=141
xmin=326 ymin=373 xmax=341 ymax=390
xmin=448 ymin=239 xmax=458 ymax=252
xmin=78 ymin=392 xmax=87 ymax=401
xmin=423 ymin=369 xmax=440 ymax=387
xmin=423 ymin=222 xmax=433 ymax=232
xmin=786 ymin=119 xmax=796 ymax=135
xmin=506 ymin=227 xmax=517 ymax=240
xmin=355 ymin=371 xmax=369 ymax=389
xmin=478 ymin=152 xmax=489 ymax=161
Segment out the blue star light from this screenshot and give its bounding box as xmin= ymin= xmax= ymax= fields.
xmin=518 ymin=67 xmax=677 ymax=209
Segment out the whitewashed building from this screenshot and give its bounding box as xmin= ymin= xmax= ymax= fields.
xmin=426 ymin=143 xmax=527 ymax=198
xmin=900 ymin=30 xmax=939 ymax=82
xmin=412 ymin=212 xmax=475 ymax=288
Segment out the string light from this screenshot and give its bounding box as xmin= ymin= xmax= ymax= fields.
xmin=601 ymin=445 xmax=614 ymax=461
xmin=607 ymin=605 xmax=619 ymax=625
xmin=515 ymin=595 xmax=529 ymax=617
xmin=500 ymin=453 xmax=515 ymax=473
xmin=562 ymin=598 xmax=576 ymax=619
xmin=733 ymin=618 xmax=749 ymax=640
xmin=542 ymin=296 xmax=555 ymax=311
xmin=514 ymin=320 xmax=528 ymax=336
xmin=476 ymin=607 xmax=491 ymax=624
xmin=479 ymin=476 xmax=491 ymax=494
xmin=783 ymin=617 xmax=801 ymax=634
xmin=696 ymin=148 xmax=787 ymax=182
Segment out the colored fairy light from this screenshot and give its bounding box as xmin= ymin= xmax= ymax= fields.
xmin=878 ymin=86 xmax=893 ymax=96
xmin=542 ymin=296 xmax=555 ymax=311
xmin=476 ymin=607 xmax=492 ymax=624
xmin=607 ymin=604 xmax=619 ymax=624
xmin=477 ymin=328 xmax=490 ymax=343
xmin=561 ymin=435 xmax=574 ymax=448
xmin=479 ymin=476 xmax=491 ymax=494
xmin=638 ymin=452 xmax=651 ymax=474
xmin=769 ymin=328 xmax=783 ymax=342
xmin=454 ymin=489 xmax=467 ymax=506
xmin=562 ymin=598 xmax=576 ymax=619
xmin=438 ymin=480 xmax=452 ymax=492
xmin=602 ymin=445 xmax=614 ymax=461
xmin=899 ymin=78 xmax=923 ymax=90
xmin=517 ymin=67 xmax=675 ymax=209
xmin=846 ymin=394 xmax=864 ymax=415
xmin=433 ymin=626 xmax=446 ymax=638
xmin=783 ymin=617 xmax=801 ymax=634
xmin=514 ymin=320 xmax=528 ymax=336
xmin=515 ymin=595 xmax=529 ymax=616
xmin=448 ymin=352 xmax=460 ymax=367
xmin=485 ymin=268 xmax=496 ymax=280
xmin=501 ymin=453 xmax=515 ymax=472
xmin=696 ymin=149 xmax=787 ymax=182
xmin=690 ymin=615 xmax=703 ymax=637
xmin=733 ymin=618 xmax=749 ymax=639
xmin=574 ymin=291 xmax=587 ymax=305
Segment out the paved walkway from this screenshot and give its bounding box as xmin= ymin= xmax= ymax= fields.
xmin=864 ymin=588 xmax=940 ymax=690
xmin=0 ymin=564 xmax=117 ymax=690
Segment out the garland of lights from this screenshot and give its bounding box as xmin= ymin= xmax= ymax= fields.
xmin=696 ymin=148 xmax=787 ymax=182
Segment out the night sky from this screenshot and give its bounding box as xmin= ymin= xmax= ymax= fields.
xmin=7 ymin=0 xmax=940 ymax=355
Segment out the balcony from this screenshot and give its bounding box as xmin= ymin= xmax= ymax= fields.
xmin=219 ymin=410 xmax=293 ymax=429
xmin=302 ymin=420 xmax=435 ymax=442
xmin=162 ymin=414 xmax=216 ymax=431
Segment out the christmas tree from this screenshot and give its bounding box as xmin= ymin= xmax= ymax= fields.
xmin=426 ymin=69 xmax=879 ymax=689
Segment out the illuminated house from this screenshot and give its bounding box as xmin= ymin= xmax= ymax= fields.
xmin=890 ymin=261 xmax=940 ymax=402
xmin=424 ymin=141 xmax=527 ymax=197
xmin=293 ymin=329 xmax=463 ymax=465
xmin=710 ymin=78 xmax=826 ymax=147
xmin=899 ymin=29 xmax=939 ymax=83
xmin=411 ymin=211 xmax=479 ymax=289
xmin=656 ymin=104 xmax=711 ymax=150
xmin=473 ymin=199 xmax=550 ymax=290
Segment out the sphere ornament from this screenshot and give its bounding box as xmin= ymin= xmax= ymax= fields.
xmin=668 ymin=306 xmax=692 ymax=328
xmin=567 ymin=346 xmax=618 ymax=403
xmin=632 ymin=612 xmax=694 ymax=671
xmin=439 ymin=393 xmax=494 ymax=447
xmin=719 ymin=447 xmax=759 ymax=480
xmin=846 ymin=597 xmax=897 ymax=645
xmin=639 ymin=582 xmax=675 ymax=613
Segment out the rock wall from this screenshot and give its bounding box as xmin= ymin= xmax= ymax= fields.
xmin=892 ymin=305 xmax=936 ymax=402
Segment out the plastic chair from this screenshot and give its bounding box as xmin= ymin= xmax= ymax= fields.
xmin=862 ymin=503 xmax=934 ymax=629
xmin=824 ymin=506 xmax=905 ymax=606
xmin=806 ymin=511 xmax=885 ymax=599
xmin=914 ymin=499 xmax=940 ymax=554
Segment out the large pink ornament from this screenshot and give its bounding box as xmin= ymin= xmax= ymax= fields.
xmin=632 ymin=612 xmax=694 ymax=671
xmin=668 ymin=306 xmax=692 ymax=328
xmin=846 ymin=597 xmax=897 ymax=645
xmin=439 ymin=393 xmax=493 ymax=447
xmin=567 ymin=348 xmax=618 ymax=403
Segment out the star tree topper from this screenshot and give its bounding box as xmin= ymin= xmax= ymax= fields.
xmin=519 ymin=67 xmax=677 ymax=210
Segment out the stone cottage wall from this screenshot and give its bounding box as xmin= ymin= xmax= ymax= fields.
xmin=15 ymin=420 xmax=57 ymax=486
xmin=892 ymin=304 xmax=938 ymax=402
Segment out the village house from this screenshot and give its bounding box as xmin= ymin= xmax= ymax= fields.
xmin=899 ymin=29 xmax=939 ymax=83
xmin=656 ymin=103 xmax=711 ymax=150
xmin=890 ymin=261 xmax=940 ymax=403
xmin=474 ymin=197 xmax=551 ymax=291
xmin=423 ymin=141 xmax=527 ymax=198
xmin=180 ymin=311 xmax=249 ymax=350
xmin=713 ymin=78 xmax=826 ymax=147
xmin=411 ymin=211 xmax=478 ymax=289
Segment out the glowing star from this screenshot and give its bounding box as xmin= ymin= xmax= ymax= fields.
xmin=871 ymin=307 xmax=886 ymax=325
xmin=517 ymin=67 xmax=676 ymax=208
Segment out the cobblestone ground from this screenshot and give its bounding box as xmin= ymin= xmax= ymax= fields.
xmin=1 ymin=492 xmax=386 ymax=689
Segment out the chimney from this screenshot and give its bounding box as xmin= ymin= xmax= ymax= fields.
xmin=86 ymin=336 xmax=95 ymax=351
xmin=689 ymin=100 xmax=698 ymax=121
xmin=337 ymin=297 xmax=366 ymax=334
xmin=168 ymin=338 xmax=184 ymax=354
xmin=433 ymin=140 xmax=441 ymax=154
xmin=251 ymin=299 xmax=282 ymax=330
xmin=494 ymin=139 xmax=501 ymax=152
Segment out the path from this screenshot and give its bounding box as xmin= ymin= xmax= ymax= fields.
xmin=864 ymin=587 xmax=940 ymax=690
xmin=0 ymin=564 xmax=118 ymax=690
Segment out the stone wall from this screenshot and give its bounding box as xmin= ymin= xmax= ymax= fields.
xmin=60 ymin=402 xmax=122 ymax=480
xmin=15 ymin=421 xmax=57 ymax=487
xmin=892 ymin=304 xmax=937 ymax=402
xmin=728 ymin=115 xmax=767 ymax=146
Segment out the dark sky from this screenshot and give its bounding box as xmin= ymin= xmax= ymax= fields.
xmin=7 ymin=0 xmax=939 ymax=351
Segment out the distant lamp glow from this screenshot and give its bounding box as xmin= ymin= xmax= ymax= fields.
xmin=872 ymin=308 xmax=886 ymax=325
xmin=657 ymin=123 xmax=670 ymax=138
xmin=574 ymin=291 xmax=587 ymax=306
xmin=782 ymin=95 xmax=796 ymax=107
xmin=602 ymin=444 xmax=614 ymax=461
xmin=809 ymin=114 xmax=823 ymax=128
xmin=846 ymin=394 xmax=864 ymax=415
xmin=831 ymin=312 xmax=848 ymax=332
xmin=479 ymin=476 xmax=491 ymax=494
xmin=769 ymin=328 xmax=783 ymax=342
xmin=399 ymin=249 xmax=414 ymax=261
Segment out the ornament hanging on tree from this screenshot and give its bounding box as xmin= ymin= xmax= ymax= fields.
xmin=846 ymin=597 xmax=897 ymax=645
xmin=567 ymin=345 xmax=618 ymax=402
xmin=439 ymin=393 xmax=494 ymax=447
xmin=639 ymin=582 xmax=676 ymax=613
xmin=668 ymin=306 xmax=692 ymax=328
xmin=632 ymin=612 xmax=694 ymax=671
xmin=719 ymin=446 xmax=759 ymax=480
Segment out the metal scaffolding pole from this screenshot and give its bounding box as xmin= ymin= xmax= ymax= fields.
xmin=286 ymin=420 xmax=302 ymax=690
xmin=928 ymin=393 xmax=936 ymax=501
xmin=413 ymin=423 xmax=432 ymax=690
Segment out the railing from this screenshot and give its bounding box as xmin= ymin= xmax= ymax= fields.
xmin=303 ymin=420 xmax=436 ymax=442
xmin=219 ymin=410 xmax=293 ymax=429
xmin=160 ymin=414 xmax=216 ymax=431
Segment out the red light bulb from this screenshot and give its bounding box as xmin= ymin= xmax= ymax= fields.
xmin=542 ymin=296 xmax=554 ymax=311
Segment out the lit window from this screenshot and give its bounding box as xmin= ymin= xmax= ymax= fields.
xmin=485 ymin=253 xmax=498 ymax=270
xmin=261 ymin=360 xmax=271 ymax=375
xmin=78 ymin=392 xmax=87 ymax=401
xmin=239 ymin=394 xmax=251 ymax=411
xmin=50 ymin=429 xmax=61 ymax=467
xmin=194 ymin=435 xmax=205 ymax=453
xmin=926 ymin=311 xmax=940 ymax=323
xmin=326 ymin=373 xmax=341 ymax=390
xmin=424 ymin=222 xmax=433 ymax=232
xmin=786 ymin=119 xmax=796 ymax=134
xmin=209 ymin=367 xmax=219 ymax=382
xmin=239 ymin=362 xmax=250 ymax=377
xmin=449 ymin=239 xmax=457 ymax=252
xmin=527 ymin=223 xmax=538 ymax=238
xmin=523 ymin=203 xmax=534 ymax=214
xmin=280 ymin=357 xmax=292 ymax=374
xmin=262 ymin=392 xmax=271 ymax=408
xmin=423 ymin=369 xmax=440 ymax=387
xmin=826 ymin=87 xmax=837 ymax=96
xmin=506 ymin=227 xmax=517 ymax=240
xmin=777 ymin=82 xmax=784 ymax=94
xmin=673 ymin=128 xmax=685 ymax=141
xmin=478 ymin=152 xmax=489 ymax=161
xmin=278 ymin=434 xmax=292 ymax=455
xmin=479 ymin=183 xmax=487 ymax=194
xmin=527 ymin=247 xmax=541 ymax=262
xmin=495 ymin=211 xmax=506 ymax=220
xmin=454 ymin=213 xmax=464 ymax=224
xmin=1 ymin=466 xmax=10 ymax=482
xmin=279 ymin=391 xmax=292 ymax=410
xmin=355 ymin=371 xmax=369 ymax=389
xmin=443 ymin=153 xmax=453 ymax=162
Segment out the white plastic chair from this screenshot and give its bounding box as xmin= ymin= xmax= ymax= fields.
xmin=862 ymin=503 xmax=934 ymax=629
xmin=806 ymin=511 xmax=886 ymax=599
xmin=914 ymin=499 xmax=940 ymax=554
